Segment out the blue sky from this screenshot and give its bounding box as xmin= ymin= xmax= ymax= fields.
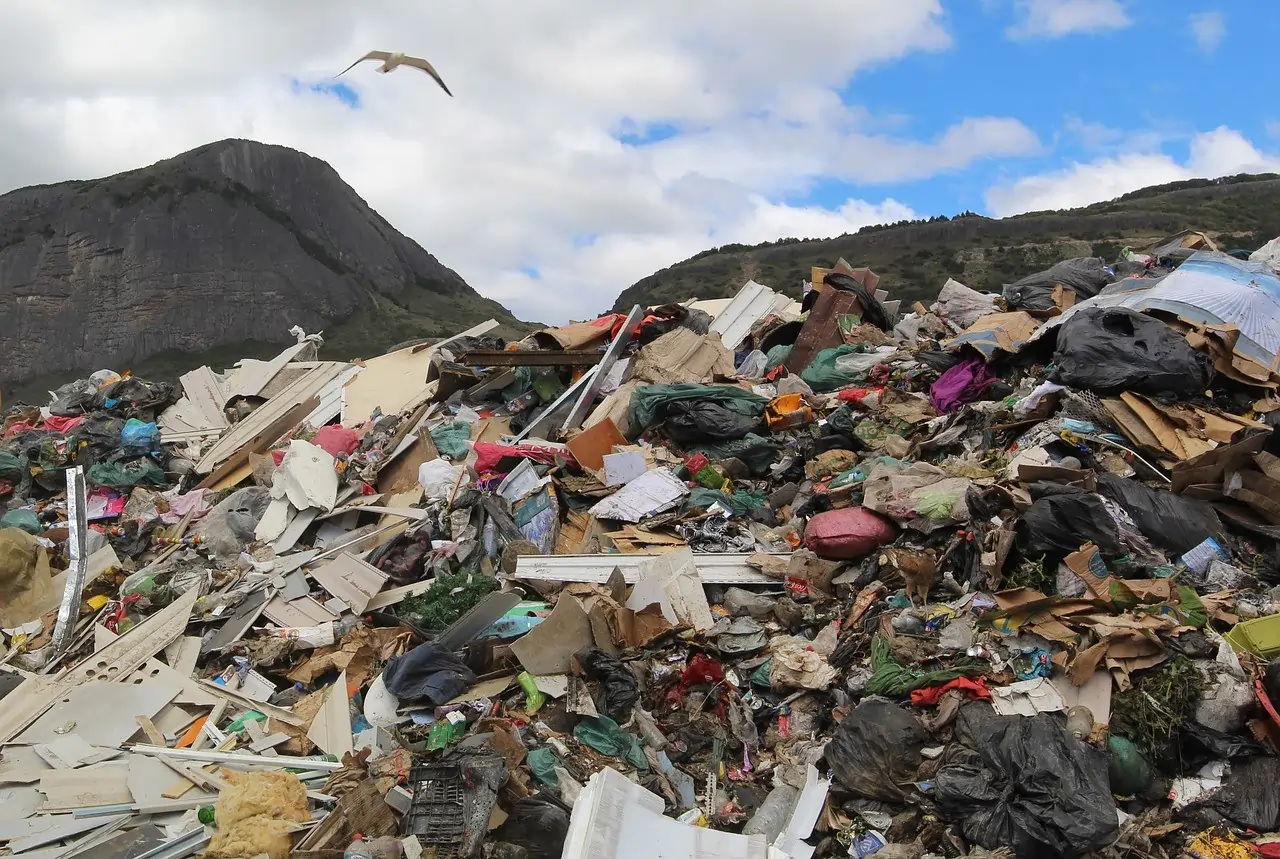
xmin=812 ymin=0 xmax=1278 ymax=217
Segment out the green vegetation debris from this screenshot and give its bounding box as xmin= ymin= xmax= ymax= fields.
xmin=394 ymin=570 xmax=499 ymax=631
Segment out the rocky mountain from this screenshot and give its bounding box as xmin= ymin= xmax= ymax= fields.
xmin=614 ymin=174 xmax=1280 ymax=311
xmin=0 ymin=139 xmax=519 ymax=399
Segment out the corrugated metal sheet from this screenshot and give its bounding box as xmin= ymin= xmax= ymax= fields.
xmin=708 ymin=280 xmax=797 ymax=351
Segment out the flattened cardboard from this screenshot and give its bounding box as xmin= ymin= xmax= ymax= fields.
xmin=510 ymin=596 xmax=593 ymax=675
xmin=566 ymin=418 xmax=627 ymax=473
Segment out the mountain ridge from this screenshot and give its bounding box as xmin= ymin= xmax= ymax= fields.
xmin=613 ymin=173 xmax=1280 ymax=312
xmin=0 ymin=138 xmax=521 ymax=400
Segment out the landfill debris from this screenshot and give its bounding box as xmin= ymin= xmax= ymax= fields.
xmin=0 ymin=239 xmax=1278 ymax=859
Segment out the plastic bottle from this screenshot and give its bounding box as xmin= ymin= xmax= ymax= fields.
xmin=344 ymin=834 xmax=373 ymax=859
xmin=1066 ymin=706 xmax=1094 ymax=740
xmin=742 ymin=783 xmax=800 ymax=842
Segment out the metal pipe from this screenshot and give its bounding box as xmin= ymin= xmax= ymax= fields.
xmin=50 ymin=466 xmax=89 ymax=660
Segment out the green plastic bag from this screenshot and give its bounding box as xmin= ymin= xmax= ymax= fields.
xmin=526 ymin=747 xmax=563 ymax=786
xmin=87 ymin=458 xmax=166 ymax=489
xmin=0 ymin=509 xmax=41 ymax=535
xmin=765 ymin=344 xmax=792 ymax=370
xmin=627 ymin=384 xmax=767 ymax=437
xmin=429 ymin=421 xmax=472 ymax=460
xmin=799 ymin=345 xmax=863 ymax=392
xmin=573 ymin=716 xmax=649 ymax=770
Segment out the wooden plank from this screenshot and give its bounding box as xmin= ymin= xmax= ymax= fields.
xmin=364 ymin=579 xmax=434 ymax=612
xmin=196 ymin=361 xmax=348 ymax=474
xmin=135 ymin=716 xmax=166 ymax=746
xmin=196 ymin=395 xmax=320 ymax=483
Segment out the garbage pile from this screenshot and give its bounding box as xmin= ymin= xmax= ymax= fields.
xmin=0 ymin=242 xmax=1279 ymax=859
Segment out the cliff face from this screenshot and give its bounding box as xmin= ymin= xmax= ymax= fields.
xmin=0 ymin=139 xmax=515 ymax=388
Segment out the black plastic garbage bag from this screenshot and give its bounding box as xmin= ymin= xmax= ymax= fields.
xmin=637 ymin=303 xmax=712 ymax=345
xmin=1206 ymin=757 xmax=1280 ymax=831
xmin=1174 ymin=720 xmax=1265 ymax=773
xmin=935 ymin=705 xmax=1118 ymax=859
xmin=1096 ymin=474 xmax=1225 ymax=554
xmin=489 ymin=795 xmax=571 ymax=859
xmin=95 ymin=377 xmax=178 ymax=419
xmin=68 ymin=414 xmax=126 ymax=467
xmin=48 ymin=379 xmax=99 ymax=417
xmin=664 ymin=400 xmax=760 ymax=445
xmin=1017 ymin=483 xmax=1122 ymax=558
xmin=382 ymin=643 xmax=477 ymax=704
xmin=825 ymin=272 xmax=892 ymax=331
xmin=1048 ymin=307 xmax=1212 ymax=398
xmin=577 ymin=648 xmax=640 ymax=722
xmin=1004 ymin=257 xmax=1112 ymax=311
xmin=826 ymin=697 xmax=925 ymax=802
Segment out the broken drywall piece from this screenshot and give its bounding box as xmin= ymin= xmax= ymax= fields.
xmin=309 ymin=553 xmax=389 ymax=615
xmin=497 ymin=459 xmax=544 ymax=503
xmin=17 ymin=681 xmax=180 ymax=747
xmin=989 ymin=677 xmax=1066 ymax=717
xmin=588 ymin=468 xmax=687 ymax=523
xmin=32 ymin=734 xmax=99 ymax=769
xmin=510 ymin=597 xmax=593 ymax=676
xmin=635 ymin=549 xmax=714 ymax=632
xmin=602 ymin=451 xmax=648 ymax=487
xmin=38 ymin=761 xmax=132 ymax=812
xmin=1 ymin=814 xmax=131 ymax=853
xmin=307 ymin=671 xmax=354 ymax=758
xmin=275 ymin=439 xmax=339 ymax=512
xmin=254 ymin=496 xmax=294 ymax=543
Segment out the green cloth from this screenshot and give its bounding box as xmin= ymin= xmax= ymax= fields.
xmin=87 ymin=458 xmax=166 ymax=489
xmin=627 ymin=384 xmax=767 ymax=437
xmin=573 ymin=716 xmax=649 ymax=770
xmin=687 ymin=487 xmax=766 ymax=516
xmin=429 ymin=421 xmax=472 ymax=460
xmin=689 ymin=433 xmax=779 ymax=478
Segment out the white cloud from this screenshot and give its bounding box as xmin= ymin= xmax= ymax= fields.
xmin=1007 ymin=0 xmax=1131 ymax=39
xmin=0 ymin=0 xmax=1048 ymax=324
xmin=1189 ymin=11 xmax=1226 ymax=55
xmin=985 ymin=126 xmax=1280 ymax=216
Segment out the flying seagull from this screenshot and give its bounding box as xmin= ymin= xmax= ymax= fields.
xmin=337 ymin=50 xmax=452 ymax=96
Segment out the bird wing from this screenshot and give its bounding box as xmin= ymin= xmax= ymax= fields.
xmin=336 ymin=50 xmax=393 ymax=77
xmin=398 ymin=54 xmax=453 ymax=96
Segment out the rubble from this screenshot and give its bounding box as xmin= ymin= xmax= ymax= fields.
xmin=2 ymin=241 xmax=1280 ymax=859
